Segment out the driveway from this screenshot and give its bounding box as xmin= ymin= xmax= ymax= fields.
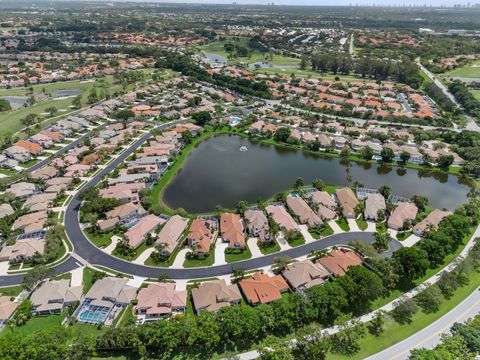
xmin=299 ymin=225 xmax=315 ymax=243
xmin=347 ymin=219 xmax=360 ymax=231
xmin=132 ymin=247 xmax=155 ymax=265
xmin=247 ymin=238 xmax=263 ymax=258
xmin=214 ymin=237 xmax=228 ymax=266
xmin=171 ymin=248 xmax=190 ymax=269
xmin=328 ymin=220 xmax=344 ymax=234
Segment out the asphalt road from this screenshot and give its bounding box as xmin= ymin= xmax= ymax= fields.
xmin=366 ymin=286 xmax=480 ymax=360
xmin=2 ymin=118 xmax=402 ymax=284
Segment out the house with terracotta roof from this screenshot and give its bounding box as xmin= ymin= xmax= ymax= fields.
xmin=318 ymin=249 xmax=363 ymax=277
xmin=156 ymin=215 xmax=189 ymax=256
xmin=413 ymin=209 xmax=452 ymax=236
xmin=135 ymin=283 xmax=187 ymax=320
xmin=239 ymin=272 xmax=289 ymax=305
xmin=220 ymin=213 xmax=245 ymax=249
xmin=14 ymin=139 xmax=43 ymax=156
xmin=125 ymin=214 xmax=165 ymax=249
xmin=191 ymin=280 xmax=242 ymax=313
xmin=286 ymin=195 xmax=322 ymax=228
xmin=282 ymin=259 xmax=330 ymax=291
xmin=388 ymin=202 xmax=418 ymax=230
xmin=308 ymin=191 xmax=337 ymax=210
xmin=186 ymin=219 xmax=216 ymax=256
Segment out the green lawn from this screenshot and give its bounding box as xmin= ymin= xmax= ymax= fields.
xmin=376 ymin=222 xmax=388 ymax=233
xmin=113 ymin=242 xmax=152 ymax=261
xmin=225 ymin=247 xmax=252 ymax=263
xmin=472 ymin=89 xmax=480 ymax=101
xmin=144 ymin=246 xmax=181 ymax=267
xmin=321 ymin=223 xmax=335 ymax=237
xmin=442 ymin=60 xmax=480 ymax=78
xmin=336 ymin=218 xmax=351 ymax=232
xmin=0 ymin=285 xmax=23 ymax=297
xmin=356 ymin=219 xmax=368 ymax=231
xmin=84 ymin=228 xmax=116 ymax=248
xmin=258 ymin=239 xmax=281 ymax=255
xmin=327 ymin=269 xmax=480 ymax=360
xmin=183 ymin=248 xmax=215 ymax=268
xmin=287 ymin=234 xmax=306 ymax=247
xmin=397 ymin=231 xmax=413 ymax=241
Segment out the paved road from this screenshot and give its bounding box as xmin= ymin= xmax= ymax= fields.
xmin=416 ymin=59 xmax=480 ymax=133
xmin=0 ymin=118 xmax=402 ymax=286
xmin=366 ymin=286 xmax=480 ymax=360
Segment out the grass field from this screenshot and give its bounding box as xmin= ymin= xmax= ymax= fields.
xmin=472 ymin=89 xmax=480 ymax=101
xmin=225 ymin=247 xmax=252 ymax=263
xmin=336 ymin=218 xmax=351 ymax=232
xmin=84 ymin=228 xmax=115 ymax=248
xmin=259 ymin=239 xmax=281 ymax=255
xmin=442 ymin=60 xmax=480 ymax=78
xmin=356 ymin=219 xmax=368 ymax=231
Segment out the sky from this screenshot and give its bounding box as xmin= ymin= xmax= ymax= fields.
xmin=133 ymin=0 xmax=477 ymax=5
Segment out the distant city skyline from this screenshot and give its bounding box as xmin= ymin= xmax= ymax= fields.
xmin=122 ymin=0 xmax=478 ymax=6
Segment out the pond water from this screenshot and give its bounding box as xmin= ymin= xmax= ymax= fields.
xmin=163 ymin=135 xmax=474 ymax=213
xmin=203 ymin=52 xmax=228 ymax=64
xmin=51 ymin=88 xmax=82 ymax=98
xmin=1 ymin=96 xmax=27 ymax=106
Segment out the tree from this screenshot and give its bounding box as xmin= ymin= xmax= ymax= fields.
xmin=312 ymin=178 xmax=325 ymax=191
xmin=45 ymin=106 xmax=58 ymax=117
xmin=372 ymin=231 xmax=391 ymax=253
xmin=391 ymin=298 xmax=418 ymax=325
xmin=379 ymin=185 xmax=392 ymax=200
xmin=258 ymin=335 xmax=293 ymax=360
xmin=293 ymin=328 xmax=330 ymax=359
xmin=158 ymin=274 xmax=169 ymax=283
xmin=20 ymin=113 xmax=38 ymax=127
xmin=392 ymin=247 xmax=429 ymax=283
xmin=272 ymin=256 xmax=291 ymax=274
xmin=114 ymin=109 xmax=134 ymax=121
xmin=191 ymin=111 xmax=212 ymax=126
xmin=330 ymin=318 xmax=366 ymax=356
xmin=294 ymin=177 xmax=304 ymax=189
xmin=0 ymin=98 xmax=11 ymax=112
xmin=231 ymin=267 xmax=246 ymax=283
xmin=415 ymin=285 xmax=443 ymax=314
xmin=274 ymin=127 xmax=291 ymax=143
xmin=22 ymin=265 xmax=54 ymax=291
xmin=340 ymin=145 xmax=352 ymax=160
xmin=380 ymin=147 xmax=395 ymax=162
xmin=87 ymin=88 xmax=98 ymax=104
xmin=181 ymin=130 xmax=193 ymax=145
xmin=72 ymin=95 xmax=82 ymax=109
xmin=399 ymin=151 xmax=411 ymax=164
xmin=368 ymin=311 xmax=385 ymax=336
xmin=412 ymin=195 xmax=429 ymax=212
xmin=437 ymin=154 xmax=454 ymax=169
xmin=358 ymin=146 xmax=374 ymax=161
xmin=236 ymin=200 xmax=248 ymax=214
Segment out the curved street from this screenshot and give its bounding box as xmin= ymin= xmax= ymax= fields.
xmin=0 ymin=119 xmax=402 ymax=285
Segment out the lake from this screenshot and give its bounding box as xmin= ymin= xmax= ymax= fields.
xmin=51 ymin=88 xmax=82 ymax=98
xmin=163 ymin=135 xmax=474 ymax=213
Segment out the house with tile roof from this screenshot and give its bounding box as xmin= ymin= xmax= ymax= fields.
xmin=186 ymin=219 xmax=216 ymax=256
xmin=239 ymin=272 xmax=289 ymax=305
xmin=220 ymin=213 xmax=245 ymax=249
xmin=282 ymin=259 xmax=330 ymax=291
xmin=191 ymin=280 xmax=242 ymax=313
xmin=135 ymin=283 xmax=187 ymax=320
xmin=318 ymin=249 xmax=363 ymax=277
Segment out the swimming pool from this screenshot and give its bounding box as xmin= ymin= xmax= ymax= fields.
xmin=77 ymin=305 xmax=110 ymax=323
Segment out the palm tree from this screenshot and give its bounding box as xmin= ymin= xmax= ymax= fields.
xmin=158 ymin=274 xmax=169 ymax=283
xmin=310 ymin=249 xmax=328 ymax=262
xmin=272 ymin=256 xmax=291 ymax=274
xmin=232 ymin=267 xmax=246 ymax=283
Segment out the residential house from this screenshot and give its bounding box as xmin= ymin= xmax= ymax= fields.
xmin=244 ymin=209 xmax=270 ymax=243
xmin=13 ymin=211 xmax=48 ymax=233
xmin=413 ymin=209 xmax=452 ymax=236
xmin=14 ymin=139 xmax=43 ymax=156
xmin=265 ymin=204 xmax=300 ymax=232
xmin=23 ymin=193 xmax=56 ymax=212
xmin=156 ymin=215 xmax=189 ymax=256
xmin=30 ymin=279 xmax=82 ymax=315
xmin=0 ymin=204 xmax=14 ymax=219
xmin=4 ymin=145 xmax=31 ymax=163
xmin=77 ymin=277 xmax=136 ymax=324
xmin=388 ymin=202 xmax=418 ymax=230
xmin=98 ymin=202 xmax=147 ymax=232
xmin=125 ymin=214 xmax=165 ymax=249
xmin=318 ymin=249 xmax=363 ymax=277
xmin=335 ymin=188 xmax=359 ymax=219
xmin=135 ymin=283 xmax=187 ymax=320
xmin=220 ymin=213 xmax=245 ymax=249
xmin=7 ymin=182 xmax=37 ymax=198
xmin=239 ymin=272 xmax=289 ymax=305
xmin=191 ymin=280 xmax=242 ymax=313
xmin=0 ymin=296 xmax=19 ymax=326
xmin=186 ymin=219 xmax=216 ymax=256
xmin=0 ymin=237 xmax=45 ymax=263
xmin=286 ymin=195 xmax=322 ymax=228
xmin=282 ymin=259 xmax=330 ymax=291
xmin=364 ymin=193 xmax=386 ymax=221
